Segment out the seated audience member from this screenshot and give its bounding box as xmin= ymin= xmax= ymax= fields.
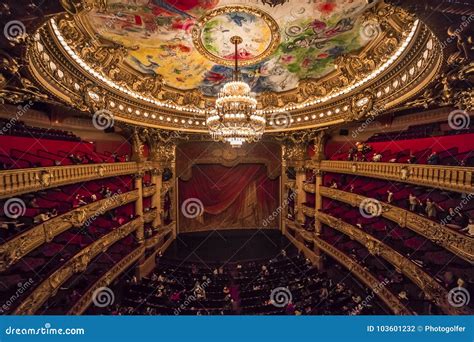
xmin=445 ymin=207 xmax=468 ymax=228
xmin=74 ymin=194 xmax=87 ymax=207
xmin=330 ymin=180 xmax=338 ymax=189
xmin=372 ymin=153 xmax=382 ymax=162
xmin=462 ymin=219 xmax=474 ymax=236
xmin=29 ymin=198 xmax=39 ymax=208
xmin=386 ymin=190 xmax=393 ymax=204
xmin=104 ymin=187 xmax=113 ymax=198
xmin=427 ymin=151 xmax=440 ymax=165
xmin=407 ymin=152 xmax=417 ymax=164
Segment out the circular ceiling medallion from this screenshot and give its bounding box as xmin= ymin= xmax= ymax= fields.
xmin=192 ymin=5 xmax=281 ymax=67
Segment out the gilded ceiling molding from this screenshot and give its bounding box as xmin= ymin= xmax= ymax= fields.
xmin=22 ymin=1 xmax=442 ymax=132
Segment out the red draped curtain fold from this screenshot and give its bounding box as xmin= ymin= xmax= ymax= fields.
xmin=179 ymin=164 xmax=279 ymax=232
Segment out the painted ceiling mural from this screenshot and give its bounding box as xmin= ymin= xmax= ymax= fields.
xmin=86 ymin=0 xmax=376 ymax=96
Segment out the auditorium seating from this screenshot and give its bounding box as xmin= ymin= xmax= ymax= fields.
xmin=89 ymin=252 xmax=389 ymax=315
xmin=321 ymin=173 xmax=473 ymax=235
xmin=327 ymin=122 xmax=474 ymax=166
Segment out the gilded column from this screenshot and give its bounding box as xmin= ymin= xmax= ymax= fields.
xmin=295 ymin=166 xmax=305 ymax=224
xmin=134 ymin=173 xmax=145 ymax=244
xmin=311 ymin=132 xmax=327 ymax=270
xmin=280 ymin=146 xmax=287 ymax=235
xmin=150 ymin=168 xmax=162 ymax=231
xmin=131 ymin=127 xmax=146 ymax=245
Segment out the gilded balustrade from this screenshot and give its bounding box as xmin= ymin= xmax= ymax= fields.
xmin=0 ymin=190 xmax=139 ymax=272
xmin=302 ymin=206 xmax=315 ymax=218
xmin=13 ymin=217 xmax=143 ymax=315
xmin=0 ymin=162 xmax=139 ymax=199
xmin=305 ymin=160 xmax=473 ymax=193
xmin=68 ymin=246 xmax=145 ymax=315
xmin=285 ymin=180 xmax=296 ymax=190
xmin=145 ymin=226 xmax=173 ymax=250
xmin=313 ymin=236 xmax=413 ymax=315
xmin=143 ymin=185 xmax=157 ymax=197
xmin=143 ymin=210 xmax=157 ymax=224
xmin=285 ymin=227 xmax=412 ymax=315
xmin=320 ymin=187 xmax=474 ymax=263
xmin=303 ymin=183 xmax=316 ymax=193
xmin=318 ymin=212 xmax=471 ymax=315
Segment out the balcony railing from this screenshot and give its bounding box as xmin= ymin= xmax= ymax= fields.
xmin=302 ymin=206 xmax=315 ymax=218
xmin=318 ymin=212 xmax=471 ymax=315
xmin=14 ymin=217 xmax=143 ymax=314
xmin=0 ymin=190 xmax=139 ymax=272
xmin=285 ymin=180 xmax=296 ymax=190
xmin=145 ymin=226 xmax=173 ymax=250
xmin=305 ymin=160 xmax=473 ymax=193
xmin=319 ymin=187 xmax=474 ymax=263
xmin=143 ymin=210 xmax=157 ymax=224
xmin=0 ymin=162 xmax=140 ymax=199
xmin=143 ymin=185 xmax=157 ymax=197
xmin=285 ymin=227 xmax=411 ymax=315
xmin=303 ymin=183 xmax=316 ymax=193
xmin=68 ymin=246 xmax=145 ymax=315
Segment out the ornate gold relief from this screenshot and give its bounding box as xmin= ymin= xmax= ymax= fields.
xmin=14 ymin=217 xmax=143 ymax=315
xmin=319 ymin=212 xmax=469 ymax=315
xmin=0 ymin=190 xmax=139 ymax=272
xmin=320 ymin=187 xmax=474 ymax=263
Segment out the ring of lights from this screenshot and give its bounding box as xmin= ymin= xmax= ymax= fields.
xmin=26 ymin=3 xmax=443 ymax=133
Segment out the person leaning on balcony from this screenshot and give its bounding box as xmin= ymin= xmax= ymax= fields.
xmin=461 ymin=218 xmax=474 ymax=236
xmin=387 ymin=190 xmax=393 ymax=204
xmin=425 ymin=198 xmax=444 ymax=219
xmin=408 ymin=193 xmax=421 ymax=212
xmin=372 ymin=153 xmax=382 ymax=162
xmin=427 ymin=151 xmax=440 ymax=165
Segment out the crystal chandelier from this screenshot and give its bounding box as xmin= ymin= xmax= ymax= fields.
xmin=206 ymin=36 xmax=266 ymax=148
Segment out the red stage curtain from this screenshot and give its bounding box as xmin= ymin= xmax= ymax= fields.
xmin=179 ymin=164 xmax=279 ymax=232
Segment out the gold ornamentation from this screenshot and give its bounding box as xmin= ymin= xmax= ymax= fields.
xmin=65 ymin=209 xmax=87 ymax=228
xmin=0 ymin=190 xmax=139 ymax=272
xmin=191 ymin=5 xmax=281 ymax=67
xmin=38 ymin=170 xmax=53 ymax=187
xmin=320 ymin=187 xmax=474 ymax=263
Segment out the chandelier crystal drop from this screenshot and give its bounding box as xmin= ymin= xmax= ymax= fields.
xmin=206 ymin=36 xmax=266 ymax=148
